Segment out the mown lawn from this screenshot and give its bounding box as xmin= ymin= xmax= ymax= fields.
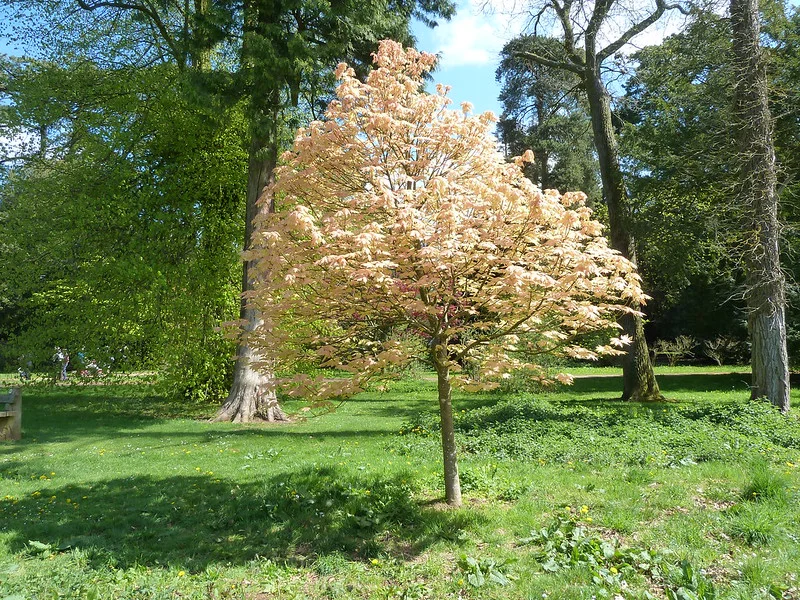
xmin=0 ymin=370 xmax=798 ymax=599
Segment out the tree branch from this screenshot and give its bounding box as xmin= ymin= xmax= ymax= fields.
xmin=76 ymin=0 xmax=185 ymax=67
xmin=598 ymin=0 xmax=690 ymax=63
xmin=513 ymin=50 xmax=583 ymax=74
xmin=552 ymin=0 xmax=585 ymax=66
xmin=585 ymin=0 xmax=612 ymax=47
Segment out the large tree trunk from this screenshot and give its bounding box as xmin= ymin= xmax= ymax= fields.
xmin=432 ymin=341 xmax=461 ymax=507
xmin=214 ymin=0 xmax=288 ymax=423
xmin=214 ymin=128 xmax=288 ymax=423
xmin=731 ymin=0 xmax=790 ymax=413
xmin=583 ymin=65 xmax=662 ymax=402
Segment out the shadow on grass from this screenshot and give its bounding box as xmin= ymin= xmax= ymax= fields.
xmin=0 ymin=466 xmax=482 ymax=571
xmin=568 ymin=372 xmax=754 ymax=396
xmin=8 ymin=387 xmax=402 ymax=445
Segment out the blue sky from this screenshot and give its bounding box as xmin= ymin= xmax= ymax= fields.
xmin=411 ymin=2 xmax=512 ymax=118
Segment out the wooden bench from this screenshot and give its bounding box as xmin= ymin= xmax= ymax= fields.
xmin=0 ymin=388 xmax=21 ymax=441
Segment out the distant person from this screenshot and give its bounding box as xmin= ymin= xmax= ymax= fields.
xmin=54 ymin=347 xmax=69 ymax=381
xmin=17 ymin=357 xmax=32 ymax=381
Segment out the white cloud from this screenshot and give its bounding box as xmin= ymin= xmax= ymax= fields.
xmin=430 ymin=0 xmax=520 ymax=68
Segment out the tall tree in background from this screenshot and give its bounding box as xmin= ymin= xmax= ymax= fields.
xmin=0 ymin=57 xmax=247 ymax=390
xmin=213 ymin=0 xmax=455 ymax=423
xmin=1 ymin=0 xmax=455 ymax=420
xmin=618 ymin=12 xmax=744 ymax=343
xmin=618 ymin=4 xmax=800 ymax=363
xmin=496 ymin=35 xmax=600 ymax=205
xmin=731 ymin=0 xmax=790 ymax=412
xmin=508 ymin=1 xmax=690 ymax=401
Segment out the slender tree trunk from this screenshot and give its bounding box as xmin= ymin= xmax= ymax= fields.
xmin=583 ymin=67 xmax=662 ymax=402
xmin=432 ymin=341 xmax=461 ymax=507
xmin=214 ymin=117 xmax=288 ymax=423
xmin=192 ymin=0 xmax=211 ymax=71
xmin=731 ymin=0 xmax=790 ymax=413
xmin=535 ymin=98 xmax=551 ymax=190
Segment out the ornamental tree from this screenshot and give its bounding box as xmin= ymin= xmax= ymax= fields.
xmin=247 ymin=40 xmax=646 ymax=506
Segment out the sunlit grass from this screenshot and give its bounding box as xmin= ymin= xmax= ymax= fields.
xmin=0 ymin=370 xmax=798 ymax=599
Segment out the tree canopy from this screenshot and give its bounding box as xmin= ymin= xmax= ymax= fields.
xmin=248 ymin=40 xmax=644 ymax=504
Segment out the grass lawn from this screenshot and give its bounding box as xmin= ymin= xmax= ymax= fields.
xmin=0 ymin=369 xmax=798 ymax=599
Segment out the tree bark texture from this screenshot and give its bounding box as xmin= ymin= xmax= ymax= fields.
xmin=582 ymin=62 xmax=662 ymax=402
xmin=214 ymin=125 xmax=287 ymax=423
xmin=731 ymin=0 xmax=790 ymax=412
xmin=432 ymin=342 xmax=462 ymax=507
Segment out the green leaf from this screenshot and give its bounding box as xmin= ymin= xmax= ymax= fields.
xmin=26 ymin=540 xmax=51 ymax=551
xmin=466 ymin=571 xmax=485 ymax=588
xmin=541 ymin=558 xmax=560 ymax=573
xmin=488 ymin=570 xmax=510 ymax=586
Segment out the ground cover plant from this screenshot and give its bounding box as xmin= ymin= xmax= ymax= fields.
xmin=0 ymin=371 xmax=798 ymax=599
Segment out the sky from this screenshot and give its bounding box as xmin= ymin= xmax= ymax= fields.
xmin=411 ymin=1 xmax=516 ymax=118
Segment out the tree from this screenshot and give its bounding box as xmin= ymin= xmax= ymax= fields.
xmin=0 ymin=58 xmax=246 ymax=384
xmin=507 ymin=0 xmax=692 ymax=401
xmin=496 ymin=35 xmax=601 ymax=205
xmin=731 ymin=0 xmax=790 ymax=411
xmin=617 ymin=4 xmax=800 ymax=363
xmin=618 ymin=12 xmax=745 ymax=344
xmin=1 ymin=0 xmax=455 ymax=418
xmin=0 ymin=4 xmax=249 ymax=385
xmin=214 ymin=0 xmax=455 ymax=423
xmin=247 ymin=40 xmax=646 ymax=506
xmin=771 ymin=5 xmax=800 ymax=366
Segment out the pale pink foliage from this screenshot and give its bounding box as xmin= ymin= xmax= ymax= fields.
xmin=247 ymin=40 xmax=645 ymax=404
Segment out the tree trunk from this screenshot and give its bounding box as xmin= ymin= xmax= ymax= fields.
xmin=214 ymin=0 xmax=288 ymax=423
xmin=214 ymin=126 xmax=288 ymax=423
xmin=192 ymin=0 xmax=211 ymax=71
xmin=535 ymin=97 xmax=551 ymax=190
xmin=731 ymin=0 xmax=790 ymax=413
xmin=432 ymin=341 xmax=461 ymax=507
xmin=583 ymin=66 xmax=662 ymax=402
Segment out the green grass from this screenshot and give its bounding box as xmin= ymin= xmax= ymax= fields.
xmin=1 ymin=370 xmax=799 ymax=599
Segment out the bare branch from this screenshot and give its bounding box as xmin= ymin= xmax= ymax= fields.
xmin=552 ymin=0 xmax=585 ymax=65
xmin=585 ymin=0 xmax=613 ymax=49
xmin=512 ymin=50 xmax=583 ymax=74
xmin=598 ymin=0 xmax=690 ymax=63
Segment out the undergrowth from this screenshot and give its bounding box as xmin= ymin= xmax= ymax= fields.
xmin=397 ymin=396 xmax=800 ymax=467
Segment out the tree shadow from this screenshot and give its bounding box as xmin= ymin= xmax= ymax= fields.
xmin=567 ymin=372 xmax=755 ymax=396
xmin=0 ymin=466 xmax=484 ymax=572
xmin=10 ymin=386 xmax=401 ymax=445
